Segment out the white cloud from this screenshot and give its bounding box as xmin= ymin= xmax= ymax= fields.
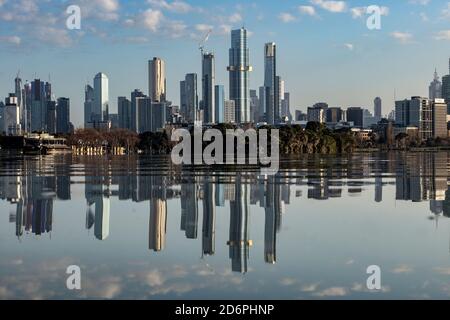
xmin=390 ymin=31 xmax=414 ymax=44
xmin=298 ymin=5 xmax=317 ymax=16
xmin=434 ymin=30 xmax=450 ymax=40
xmin=351 ymin=6 xmax=389 ymax=19
xmin=443 ymin=3 xmax=450 ymax=19
xmin=140 ymin=9 xmax=164 ymax=32
xmin=278 ymin=12 xmax=296 ymax=23
xmin=0 ymin=0 xmax=7 ymax=7
xmin=195 ymin=24 xmax=213 ymax=32
xmin=344 ymin=43 xmax=354 ymax=50
xmin=0 ymin=35 xmax=21 ymax=45
xmin=391 ymin=265 xmax=414 ymax=274
xmin=148 ymin=0 xmax=193 ymax=14
xmin=310 ymin=0 xmax=347 ymax=13
xmin=79 ymin=0 xmax=120 ymax=21
xmin=229 ymin=13 xmax=243 ymax=23
xmin=409 ymin=0 xmax=430 ymax=5
xmin=34 ymin=27 xmax=73 ymax=47
xmin=313 ymin=287 xmax=348 ymax=297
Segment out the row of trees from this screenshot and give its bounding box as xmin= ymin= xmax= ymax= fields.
xmin=66 ymin=123 xmax=363 ymax=155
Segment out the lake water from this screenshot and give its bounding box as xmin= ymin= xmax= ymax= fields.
xmin=1 ymin=152 xmax=450 ymax=300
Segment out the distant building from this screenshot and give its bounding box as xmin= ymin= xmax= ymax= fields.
xmin=264 ymin=42 xmax=277 ymax=125
xmin=215 ymin=85 xmax=225 ymax=124
xmin=326 ymin=107 xmax=343 ymax=123
xmin=0 ymin=101 xmax=4 ymax=134
xmin=441 ymin=59 xmax=450 ymax=105
xmin=4 ymin=94 xmax=21 ymax=135
xmin=308 ymin=103 xmax=328 ymax=123
xmin=395 ymin=97 xmax=432 ymax=140
xmin=181 ymin=73 xmax=198 ymax=123
xmin=250 ymin=89 xmax=259 ymax=123
xmin=202 ymin=53 xmax=215 ymax=123
xmin=346 ymin=107 xmax=364 ymax=128
xmin=148 ymin=57 xmax=166 ymax=102
xmin=295 ymin=110 xmax=307 ymax=122
xmin=93 ymin=72 xmax=109 ymax=122
xmin=432 ymin=98 xmax=448 ymax=139
xmin=281 ymin=92 xmax=291 ymax=121
xmin=137 ymin=97 xmax=168 ymax=133
xmin=56 ymin=97 xmax=70 ymax=134
xmin=374 ymin=97 xmax=382 ymax=120
xmin=46 ymin=101 xmax=56 ymax=134
xmin=118 ymin=96 xmax=131 ymax=130
xmin=429 ymin=69 xmax=442 ymax=101
xmin=224 ymin=100 xmax=236 ymax=123
xmin=130 ymin=89 xmax=145 ymax=132
xmin=84 ymin=84 xmax=94 ymax=128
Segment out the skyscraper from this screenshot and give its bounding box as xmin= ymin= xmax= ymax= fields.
xmin=224 ymin=100 xmax=236 ymax=123
xmin=250 ymin=89 xmax=259 ymax=123
xmin=182 ymin=73 xmax=198 ymax=123
xmin=432 ymin=99 xmax=447 ymax=139
xmin=443 ymin=59 xmax=450 ymax=106
xmin=30 ymin=79 xmax=51 ymax=133
xmin=56 ymin=97 xmax=70 ymax=134
xmin=202 ymin=53 xmax=215 ymax=123
xmin=118 ymin=96 xmax=131 ymax=130
xmin=84 ymin=84 xmax=94 ymax=128
xmin=264 ymin=42 xmax=277 ymax=125
xmin=93 ymin=72 xmax=109 ymax=122
xmin=3 ymin=94 xmax=21 ymax=135
xmin=14 ymin=75 xmax=24 ymax=130
xmin=148 ymin=57 xmax=166 ymax=102
xmin=228 ymin=28 xmax=252 ymax=124
xmin=374 ymin=97 xmax=382 ymax=120
xmin=346 ymin=107 xmax=364 ymax=128
xmin=215 ymin=85 xmax=225 ymax=123
xmin=429 ymin=69 xmax=442 ymax=101
xmin=131 ymin=89 xmax=145 ymax=132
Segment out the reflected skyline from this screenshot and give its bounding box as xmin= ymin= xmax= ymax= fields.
xmin=3 ymin=152 xmax=450 ymax=275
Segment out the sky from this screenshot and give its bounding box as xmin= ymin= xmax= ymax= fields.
xmin=0 ymin=0 xmax=450 ymax=127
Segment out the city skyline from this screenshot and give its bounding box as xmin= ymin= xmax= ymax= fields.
xmin=0 ymin=0 xmax=450 ymax=127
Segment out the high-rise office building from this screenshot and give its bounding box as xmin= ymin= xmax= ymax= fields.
xmin=395 ymin=97 xmax=433 ymax=140
xmin=137 ymin=96 xmax=167 ymax=133
xmin=56 ymin=97 xmax=70 ymax=134
xmin=443 ymin=59 xmax=450 ymax=107
xmin=93 ymin=72 xmax=109 ymax=122
xmin=258 ymin=86 xmax=265 ymax=122
xmin=429 ymin=69 xmax=442 ymax=101
xmin=326 ymin=107 xmax=343 ymax=123
xmin=3 ymin=94 xmax=21 ymax=135
xmin=46 ymin=100 xmax=56 ymax=134
xmin=250 ymin=89 xmax=259 ymax=123
xmin=264 ymin=42 xmax=277 ymax=125
xmin=307 ymin=103 xmax=328 ymax=123
xmin=215 ymin=85 xmax=225 ymax=123
xmin=281 ymin=92 xmax=291 ymax=121
xmin=228 ymin=28 xmax=252 ymax=123
xmin=202 ymin=53 xmax=215 ymax=123
xmin=30 ymin=79 xmax=51 ymax=132
xmin=131 ymin=89 xmax=145 ymax=132
xmin=148 ymin=57 xmax=166 ymax=102
xmin=14 ymin=75 xmax=25 ymax=130
xmin=118 ymin=96 xmax=131 ymax=130
xmin=224 ymin=100 xmax=235 ymax=123
xmin=346 ymin=107 xmax=364 ymax=128
xmin=84 ymin=84 xmax=94 ymax=128
xmin=432 ymin=98 xmax=448 ymax=139
xmin=181 ymin=73 xmax=198 ymax=123
xmin=0 ymin=101 xmax=4 ymax=134
xmin=374 ymin=97 xmax=382 ymax=120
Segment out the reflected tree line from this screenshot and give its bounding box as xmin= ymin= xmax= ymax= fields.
xmin=2 ymin=152 xmax=450 ymax=273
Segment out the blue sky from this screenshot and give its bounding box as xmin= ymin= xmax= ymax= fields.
xmin=0 ymin=0 xmax=449 ymax=127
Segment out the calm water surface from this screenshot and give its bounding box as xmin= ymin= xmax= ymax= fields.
xmin=1 ymin=152 xmax=450 ymax=300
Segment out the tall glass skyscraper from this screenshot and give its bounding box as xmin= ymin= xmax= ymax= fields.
xmin=148 ymin=57 xmax=166 ymax=103
xmin=215 ymin=85 xmax=225 ymax=123
xmin=202 ymin=53 xmax=215 ymax=124
xmin=93 ymin=72 xmax=109 ymax=122
xmin=228 ymin=28 xmax=252 ymax=124
xmin=264 ymin=42 xmax=277 ymax=125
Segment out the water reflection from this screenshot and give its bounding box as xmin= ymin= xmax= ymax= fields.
xmin=2 ymin=152 xmax=450 ymax=299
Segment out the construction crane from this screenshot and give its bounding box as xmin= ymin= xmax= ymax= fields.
xmin=198 ymin=29 xmax=212 ymax=55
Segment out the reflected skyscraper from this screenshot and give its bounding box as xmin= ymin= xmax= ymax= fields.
xmin=202 ymin=183 xmax=216 ymax=255
xmin=181 ymin=182 xmax=199 ymax=239
xmin=227 ymin=178 xmax=252 ymax=273
xmin=149 ymin=197 xmax=167 ymax=252
xmin=264 ymin=179 xmax=278 ymax=264
xmin=93 ymin=195 xmax=110 ymax=241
